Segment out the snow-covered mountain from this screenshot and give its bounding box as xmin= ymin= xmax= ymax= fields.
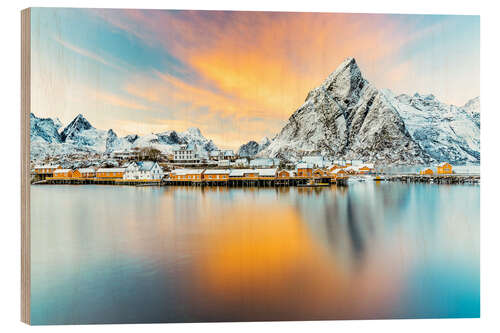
xmin=385 ymin=92 xmax=480 ymax=164
xmin=30 ymin=113 xmax=218 ymax=161
xmin=30 ymin=113 xmax=62 ymax=144
xmin=237 ymin=137 xmax=271 ymax=157
xmin=462 ymin=96 xmax=480 ymax=128
xmin=30 ymin=58 xmax=480 ymax=165
xmin=259 ymin=57 xmax=480 ymax=165
xmin=259 ymin=58 xmax=432 ymax=164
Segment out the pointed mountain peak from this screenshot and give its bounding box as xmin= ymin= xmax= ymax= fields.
xmin=70 ymin=113 xmax=93 ymax=129
xmin=60 ymin=113 xmax=94 ymax=142
xmin=308 ymin=57 xmax=367 ymax=104
xmin=185 ymin=127 xmax=203 ymax=137
xmin=107 ymin=128 xmax=117 ymax=137
xmin=327 ymin=57 xmax=361 ymax=80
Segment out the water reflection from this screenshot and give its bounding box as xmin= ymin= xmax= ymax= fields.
xmin=30 ymin=183 xmax=479 ymax=324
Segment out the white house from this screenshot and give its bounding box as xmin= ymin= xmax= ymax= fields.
xmin=222 ymin=150 xmax=235 ymax=160
xmin=302 ymin=155 xmax=326 ymax=168
xmin=235 ymin=158 xmax=249 ymax=167
xmin=217 ymin=160 xmax=230 ymax=167
xmin=174 ymin=144 xmax=198 ymax=163
xmin=250 ymin=158 xmax=276 ymax=168
xmin=209 ymin=150 xmax=222 ymax=161
xmin=124 ymin=161 xmax=164 ymax=180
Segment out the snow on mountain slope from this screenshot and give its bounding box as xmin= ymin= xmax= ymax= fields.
xmin=238 ymin=137 xmax=271 ymax=157
xmin=30 ymin=113 xmax=62 ymax=144
xmin=384 ymin=91 xmax=480 ymax=164
xmin=462 ymin=96 xmax=480 ymax=128
xmin=259 ymin=58 xmax=431 ymax=164
xmin=30 ymin=113 xmax=218 ymax=161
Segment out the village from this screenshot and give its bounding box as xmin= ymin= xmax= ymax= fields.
xmin=31 ymin=144 xmax=477 ymax=187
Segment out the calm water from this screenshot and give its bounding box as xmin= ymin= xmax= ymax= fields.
xmin=30 ymin=183 xmax=480 ymax=324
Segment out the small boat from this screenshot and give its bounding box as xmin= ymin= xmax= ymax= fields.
xmin=374 ymin=175 xmax=385 ymax=181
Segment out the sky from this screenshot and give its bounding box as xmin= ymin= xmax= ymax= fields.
xmin=30 ymin=8 xmax=479 ymax=150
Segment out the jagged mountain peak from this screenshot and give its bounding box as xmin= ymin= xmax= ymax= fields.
xmin=260 ymin=57 xmax=431 ymax=164
xmin=185 ymin=127 xmax=202 ymax=137
xmin=60 ymin=113 xmax=94 ymax=142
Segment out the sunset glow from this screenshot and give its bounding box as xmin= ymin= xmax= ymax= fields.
xmin=31 ymin=9 xmax=479 ymax=149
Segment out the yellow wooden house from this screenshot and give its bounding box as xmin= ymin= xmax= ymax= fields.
xmin=277 ymin=170 xmax=291 ymax=178
xmin=96 ymin=168 xmax=125 ymax=179
xmin=297 ymin=163 xmax=312 ymax=177
xmin=420 ymin=168 xmax=434 ymax=175
xmin=437 ymin=162 xmax=453 ymax=174
xmin=53 ymin=169 xmax=73 ymax=178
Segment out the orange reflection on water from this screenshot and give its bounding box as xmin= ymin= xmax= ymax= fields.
xmin=191 ymin=201 xmax=402 ymax=320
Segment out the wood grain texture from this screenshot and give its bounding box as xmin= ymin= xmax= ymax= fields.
xmin=21 ymin=7 xmax=31 ymax=325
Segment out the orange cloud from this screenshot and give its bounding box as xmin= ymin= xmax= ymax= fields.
xmin=89 ymin=10 xmax=450 ymax=147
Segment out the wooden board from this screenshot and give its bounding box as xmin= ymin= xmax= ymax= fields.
xmin=21 ymin=7 xmax=31 ymax=325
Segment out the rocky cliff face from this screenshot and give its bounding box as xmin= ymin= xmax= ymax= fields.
xmin=237 ymin=137 xmax=271 ymax=157
xmin=386 ymin=92 xmax=480 ymax=164
xmin=30 ymin=113 xmax=62 ymax=144
xmin=259 ymin=58 xmax=431 ymax=164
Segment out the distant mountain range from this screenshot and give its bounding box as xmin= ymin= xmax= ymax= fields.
xmin=30 ymin=57 xmax=480 ymax=165
xmin=30 ymin=113 xmax=218 ymax=161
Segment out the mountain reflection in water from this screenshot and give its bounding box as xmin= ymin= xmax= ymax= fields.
xmin=30 ymin=183 xmax=479 ymax=324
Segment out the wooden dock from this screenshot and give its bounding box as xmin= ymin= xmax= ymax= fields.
xmin=36 ymin=175 xmax=349 ymax=187
xmin=385 ymin=174 xmax=480 ymax=184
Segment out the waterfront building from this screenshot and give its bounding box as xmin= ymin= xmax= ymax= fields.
xmin=437 ymin=162 xmax=453 ymax=174
xmin=203 ymin=169 xmax=230 ymax=181
xmin=331 ymin=168 xmax=347 ymax=178
xmin=258 ymin=168 xmax=278 ymax=178
xmin=420 ymin=168 xmax=434 ymax=175
xmin=313 ymin=168 xmax=327 ymax=177
xmin=170 ymin=169 xmax=204 ymax=181
xmin=96 ymin=168 xmax=125 ymax=179
xmin=34 ymin=165 xmax=61 ymax=179
xmin=76 ymin=168 xmax=96 ymax=178
xmin=124 ymin=161 xmax=164 ymax=180
xmin=53 ymin=169 xmax=73 ymax=178
xmin=277 ymin=170 xmax=292 ymax=178
xmin=358 ymin=163 xmax=374 ymax=174
xmin=296 ymin=163 xmax=313 ymax=177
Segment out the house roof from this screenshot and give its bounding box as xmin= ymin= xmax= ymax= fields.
xmin=171 ymin=168 xmax=204 ymax=175
xmin=223 ymin=150 xmax=235 ymax=156
xmin=296 ymin=162 xmax=313 ymax=169
xmin=229 ymin=169 xmax=256 ymax=177
xmin=137 ymin=161 xmax=158 ymax=171
xmin=35 ymin=165 xmax=59 ymax=169
xmin=204 ymin=169 xmax=230 ymax=175
xmin=258 ymin=168 xmax=278 ymax=176
xmin=360 ymin=163 xmax=374 ymax=169
xmin=438 ymin=162 xmax=451 ymax=167
xmin=96 ymin=168 xmax=125 ymax=173
xmin=77 ymin=168 xmax=95 ymax=173
xmin=54 ymin=168 xmax=72 ymax=173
